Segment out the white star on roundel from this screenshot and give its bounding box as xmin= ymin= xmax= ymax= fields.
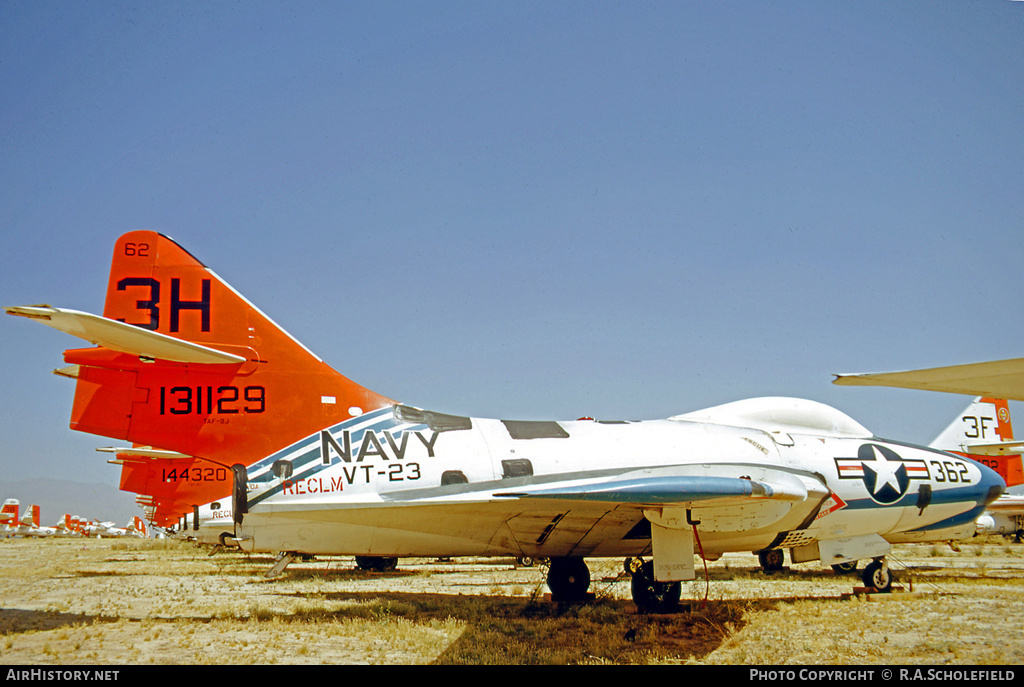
xmin=862 ymin=445 xmax=905 ymax=498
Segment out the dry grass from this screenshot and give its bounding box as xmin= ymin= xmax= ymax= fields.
xmin=0 ymin=536 xmax=1021 ymax=664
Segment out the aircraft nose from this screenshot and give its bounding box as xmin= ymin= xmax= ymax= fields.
xmin=978 ymin=462 xmax=1006 ymax=507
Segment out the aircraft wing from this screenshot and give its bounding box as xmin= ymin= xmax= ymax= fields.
xmin=239 ymin=467 xmax=830 ymax=567
xmin=495 ymin=474 xmax=807 ymax=505
xmin=986 ymin=495 xmax=1024 ymax=514
xmin=5 ymin=305 xmax=244 ymax=364
xmin=833 ymin=357 xmax=1024 ymax=402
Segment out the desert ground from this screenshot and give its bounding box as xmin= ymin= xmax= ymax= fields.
xmin=0 ymin=535 xmax=1022 ymax=665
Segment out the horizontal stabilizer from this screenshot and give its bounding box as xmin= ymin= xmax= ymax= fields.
xmin=53 ymin=365 xmax=80 ymax=379
xmin=834 ymin=358 xmax=1024 ymax=402
xmin=97 ymin=446 xmax=194 ymax=460
xmin=495 ymin=475 xmax=806 ymax=505
xmin=5 ymin=305 xmax=245 ymax=364
xmin=956 ymin=441 xmax=1024 ymax=457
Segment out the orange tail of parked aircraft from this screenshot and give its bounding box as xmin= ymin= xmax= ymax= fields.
xmin=130 ymin=515 xmax=149 ymax=538
xmin=108 ymin=447 xmax=234 ymax=527
xmin=979 ymin=398 xmax=1024 ymax=487
xmin=56 ymin=514 xmax=73 ymax=533
xmin=8 ymin=231 xmax=395 ymax=523
xmin=930 ymin=397 xmax=1024 ymax=488
xmin=1 ymin=499 xmax=19 ymax=530
xmin=22 ymin=504 xmax=40 ymax=529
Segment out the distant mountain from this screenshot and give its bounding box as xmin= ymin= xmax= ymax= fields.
xmin=0 ymin=477 xmax=141 ymax=526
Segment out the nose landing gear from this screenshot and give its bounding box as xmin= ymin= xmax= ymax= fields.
xmin=861 ymin=558 xmax=892 ymax=592
xmin=628 ymin=559 xmax=682 ymax=613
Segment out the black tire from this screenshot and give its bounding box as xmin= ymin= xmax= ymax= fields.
xmin=355 ymin=556 xmax=398 ymax=572
xmin=831 ymin=560 xmax=858 ymax=574
xmin=758 ymin=549 xmax=785 ymax=572
xmin=862 ymin=560 xmax=892 ymax=592
xmin=547 ymin=557 xmax=591 ymax=601
xmin=630 ymin=560 xmax=682 ymax=613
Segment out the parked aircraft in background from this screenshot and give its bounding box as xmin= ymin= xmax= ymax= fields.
xmin=976 ymin=495 xmax=1024 ymax=538
xmin=147 ymin=500 xmax=234 ymax=546
xmin=929 ymin=397 xmax=1024 ymax=489
xmin=83 ymin=516 xmax=149 ymax=538
xmin=187 ymin=502 xmax=232 ymax=545
xmin=1 ymin=499 xmax=18 ymax=534
xmin=8 ymin=231 xmax=1007 ymax=609
xmin=129 ymin=514 xmax=150 ymax=538
xmin=7 ymin=506 xmax=78 ymax=537
xmin=99 ymin=445 xmax=233 ymax=530
xmin=52 ymin=513 xmax=77 ymax=537
xmin=17 ymin=505 xmax=52 ymax=536
xmin=0 ymin=502 xmax=148 ymax=539
xmin=926 ymin=397 xmax=1023 ymax=540
xmin=83 ymin=520 xmax=120 ymax=537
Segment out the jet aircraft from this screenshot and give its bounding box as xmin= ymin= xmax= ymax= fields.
xmin=8 ymin=231 xmax=1007 ymax=609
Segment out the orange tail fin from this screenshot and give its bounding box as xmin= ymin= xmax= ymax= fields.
xmin=115 ymin=451 xmax=232 ymax=524
xmin=0 ymin=500 xmax=17 ymax=528
xmin=981 ymin=397 xmax=1023 ymax=487
xmin=931 ymin=396 xmax=1023 ymax=487
xmin=51 ymin=231 xmax=394 ymax=470
xmin=131 ymin=515 xmax=148 ymax=538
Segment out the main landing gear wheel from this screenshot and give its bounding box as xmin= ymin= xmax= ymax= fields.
xmin=546 ymin=557 xmax=591 ymax=602
xmin=831 ymin=560 xmax=858 ymax=574
xmin=862 ymin=559 xmax=892 ymax=592
xmin=630 ymin=560 xmax=682 ymax=613
xmin=355 ymin=556 xmax=398 ymax=573
xmin=758 ymin=549 xmax=785 ymax=572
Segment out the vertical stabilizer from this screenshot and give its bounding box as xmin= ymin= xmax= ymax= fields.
xmin=60 ymin=231 xmax=395 ymax=465
xmin=1 ymin=499 xmax=19 ymax=530
xmin=9 ymin=231 xmax=398 ymax=523
xmin=931 ymin=397 xmax=1023 ymax=487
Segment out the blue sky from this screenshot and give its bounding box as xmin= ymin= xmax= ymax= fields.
xmin=2 ymin=2 xmax=1023 ymax=492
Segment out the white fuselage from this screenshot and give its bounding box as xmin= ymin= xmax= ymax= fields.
xmin=236 ymin=400 xmax=1003 ymax=563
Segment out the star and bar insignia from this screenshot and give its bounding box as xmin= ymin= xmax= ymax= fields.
xmin=835 ymin=443 xmax=930 ymax=504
